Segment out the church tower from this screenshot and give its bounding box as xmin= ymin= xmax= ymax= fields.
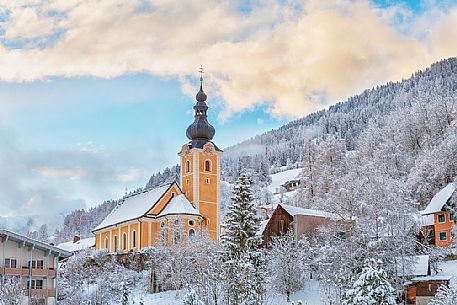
xmin=178 ymin=70 xmax=223 ymax=240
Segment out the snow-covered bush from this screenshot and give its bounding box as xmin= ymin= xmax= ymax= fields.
xmin=343 ymin=258 xmax=396 ymax=305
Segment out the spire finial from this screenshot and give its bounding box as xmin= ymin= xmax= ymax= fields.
xmin=199 ymin=65 xmax=204 ymax=88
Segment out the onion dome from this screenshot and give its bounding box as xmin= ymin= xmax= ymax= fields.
xmin=186 ymin=73 xmax=216 ymax=148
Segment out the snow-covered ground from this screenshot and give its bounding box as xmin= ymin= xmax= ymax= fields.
xmin=128 ymin=280 xmax=323 ymax=305
xmin=267 ymin=168 xmax=303 ymax=194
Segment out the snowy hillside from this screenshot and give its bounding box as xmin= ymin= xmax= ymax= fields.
xmin=267 ymin=168 xmax=303 ymax=194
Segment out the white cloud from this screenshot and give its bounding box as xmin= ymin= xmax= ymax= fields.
xmin=0 ymin=0 xmax=455 ymax=118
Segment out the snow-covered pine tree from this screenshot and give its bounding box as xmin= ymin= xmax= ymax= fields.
xmin=220 ymin=172 xmax=266 ymax=305
xmin=428 ymin=281 xmax=457 ymax=305
xmin=343 ymin=258 xmax=396 ymax=305
xmin=183 ymin=288 xmax=204 ymax=305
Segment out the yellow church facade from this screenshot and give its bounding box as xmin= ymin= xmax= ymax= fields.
xmin=93 ymin=77 xmax=222 ymax=252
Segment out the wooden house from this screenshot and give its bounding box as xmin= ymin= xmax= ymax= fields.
xmin=405 ymin=275 xmax=451 ymax=305
xmin=420 ymin=182 xmax=456 ymax=247
xmin=261 ymin=203 xmax=343 ymax=245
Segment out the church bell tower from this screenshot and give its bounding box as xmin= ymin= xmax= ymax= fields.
xmin=178 ymin=68 xmax=223 ymax=240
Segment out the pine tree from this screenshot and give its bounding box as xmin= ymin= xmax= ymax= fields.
xmin=343 ymin=259 xmax=396 ymax=305
xmin=183 ymin=288 xmax=204 ymax=305
xmin=220 ymin=172 xmax=266 ymax=305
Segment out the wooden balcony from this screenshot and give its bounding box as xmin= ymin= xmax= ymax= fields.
xmin=1 ymin=267 xmax=57 ymax=277
xmin=30 ymin=289 xmax=56 ymax=297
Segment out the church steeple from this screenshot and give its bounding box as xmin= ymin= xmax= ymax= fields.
xmin=185 ymin=66 xmax=216 ymax=148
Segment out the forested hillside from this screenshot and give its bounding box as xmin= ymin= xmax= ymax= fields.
xmin=53 ymin=58 xmax=457 ymax=244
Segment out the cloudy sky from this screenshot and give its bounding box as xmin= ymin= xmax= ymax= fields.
xmin=1 ymin=0 xmax=457 ymax=232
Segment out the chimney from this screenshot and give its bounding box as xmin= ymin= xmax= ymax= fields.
xmin=73 ymin=235 xmax=81 ymax=243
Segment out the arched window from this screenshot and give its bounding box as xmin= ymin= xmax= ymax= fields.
xmin=188 ymin=229 xmax=195 ymax=238
xmin=174 ymin=231 xmax=181 ymax=244
xmin=204 ymin=160 xmax=211 ymax=172
xmin=113 ymin=235 xmax=118 ymax=251
xmin=122 ymin=233 xmax=127 ymax=250
xmin=185 ymin=160 xmax=190 ymax=173
xmin=132 ymin=230 xmax=136 ymax=248
xmin=104 ymin=237 xmax=109 ymax=249
xmin=188 ymin=219 xmax=195 ymax=226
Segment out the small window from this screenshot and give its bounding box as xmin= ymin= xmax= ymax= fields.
xmin=104 ymin=237 xmax=109 ymax=249
xmin=207 ymin=218 xmax=210 ymax=225
xmin=174 ymin=231 xmax=181 ymax=244
xmin=186 ymin=179 xmax=190 ymax=185
xmin=5 ymin=258 xmax=17 ymax=268
xmin=439 ymin=232 xmax=447 ymax=241
xmin=174 ymin=219 xmax=180 ymax=225
xmin=438 ymin=214 xmax=446 ymax=223
xmin=36 ymin=260 xmax=44 ymax=269
xmin=206 ymin=178 xmax=210 ymax=184
xmin=185 ymin=160 xmax=191 ymax=173
xmin=189 ymin=229 xmax=195 ymax=238
xmin=132 ymin=230 xmax=137 ymax=248
xmin=122 ymin=233 xmax=127 ymax=250
xmin=188 ymin=220 xmax=195 ymax=226
xmin=160 ymin=222 xmax=165 ymax=228
xmin=171 ymin=192 xmax=175 ymax=198
xmin=204 ymin=160 xmax=211 ymax=172
xmin=114 ymin=235 xmax=118 ymax=251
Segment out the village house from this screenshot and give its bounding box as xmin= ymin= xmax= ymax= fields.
xmin=420 ymin=182 xmax=456 ymax=247
xmin=260 ymin=203 xmax=344 ymax=245
xmin=0 ymin=229 xmax=72 ymax=305
xmin=405 ymin=275 xmax=451 ymax=305
xmin=281 ymin=179 xmax=302 ymax=192
xmin=93 ymin=77 xmax=222 ymax=252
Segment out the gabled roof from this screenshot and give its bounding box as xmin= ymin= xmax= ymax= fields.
xmin=0 ymin=229 xmax=72 ymax=258
xmin=421 ymin=182 xmax=456 ymax=215
xmin=93 ymin=183 xmax=173 ymax=231
xmin=156 ymin=194 xmax=201 ymax=218
xmin=279 ymin=203 xmax=341 ymax=220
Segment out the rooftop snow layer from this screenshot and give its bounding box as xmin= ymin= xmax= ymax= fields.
xmin=397 ymin=255 xmax=430 ymax=277
xmin=94 ymin=184 xmax=172 ymax=231
xmin=57 ymin=237 xmax=95 ymax=252
xmin=256 ymin=219 xmax=269 ymax=236
xmin=157 ymin=194 xmax=201 ymax=217
xmin=267 ymin=168 xmax=303 ymax=194
xmin=280 ymin=203 xmax=340 ymax=220
xmin=421 ymin=182 xmax=456 ymax=215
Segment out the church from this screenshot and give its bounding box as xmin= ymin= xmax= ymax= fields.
xmin=93 ymin=76 xmax=222 ymax=252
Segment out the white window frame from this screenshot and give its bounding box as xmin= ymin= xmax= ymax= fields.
xmin=439 ymin=231 xmax=447 ymax=241
xmin=438 ymin=214 xmax=446 ymax=224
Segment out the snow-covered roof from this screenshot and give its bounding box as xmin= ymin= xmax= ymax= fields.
xmin=94 ymin=183 xmax=172 ymax=231
xmin=157 ymin=194 xmax=201 ymax=218
xmin=280 ymin=204 xmax=340 ymax=220
xmin=421 ymin=182 xmax=456 ymax=215
xmin=410 ymin=275 xmax=451 ymax=282
xmin=256 ymin=219 xmax=269 ymax=236
xmin=0 ymin=229 xmax=72 ymax=258
xmin=57 ymin=237 xmax=95 ymax=252
xmin=397 ymin=255 xmax=430 ymax=277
